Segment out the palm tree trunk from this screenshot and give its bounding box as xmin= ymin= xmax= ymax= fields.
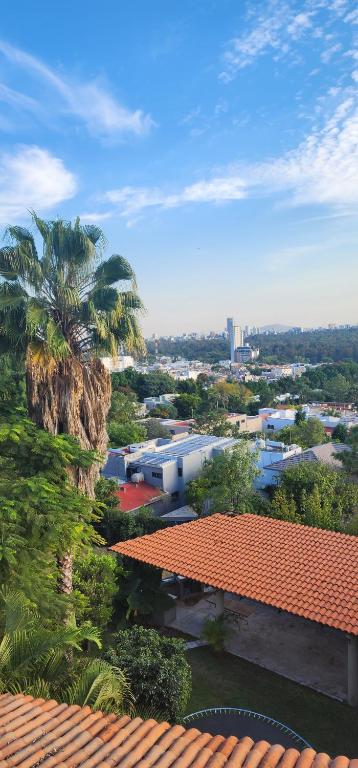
xmin=26 ymin=355 xmax=111 ymax=597
xmin=26 ymin=355 xmax=111 ymax=497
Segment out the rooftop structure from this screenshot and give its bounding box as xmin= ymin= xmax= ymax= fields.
xmin=0 ymin=693 xmax=356 ymax=768
xmin=103 ymin=434 xmax=240 ymax=495
xmin=264 ymin=442 xmax=347 ymax=482
xmin=111 ymin=513 xmax=358 ymax=636
xmin=115 ymin=481 xmax=167 ymax=512
xmin=111 ymin=513 xmax=358 ymax=704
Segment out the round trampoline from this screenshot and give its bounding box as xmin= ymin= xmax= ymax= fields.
xmin=183 ymin=708 xmax=310 ymax=750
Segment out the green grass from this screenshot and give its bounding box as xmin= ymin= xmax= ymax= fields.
xmin=186 ymin=647 xmax=358 ymax=758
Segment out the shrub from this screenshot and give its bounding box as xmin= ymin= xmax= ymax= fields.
xmin=106 ymin=625 xmax=191 ymax=721
xmin=201 ymin=614 xmax=231 ymax=653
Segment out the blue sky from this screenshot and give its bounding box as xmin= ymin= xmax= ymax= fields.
xmin=0 ymin=0 xmax=357 ymax=335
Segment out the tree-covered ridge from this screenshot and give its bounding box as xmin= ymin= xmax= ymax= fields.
xmin=247 ymin=327 xmax=358 ymax=364
xmin=146 ymin=327 xmax=358 ymax=364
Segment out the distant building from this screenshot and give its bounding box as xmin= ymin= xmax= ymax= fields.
xmin=143 ymin=393 xmax=177 ymax=411
xmin=101 ymin=354 xmax=134 ymax=373
xmin=227 ymin=317 xmax=244 ymax=363
xmin=234 ymin=345 xmax=259 ymax=364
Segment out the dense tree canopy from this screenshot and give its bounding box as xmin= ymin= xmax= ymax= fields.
xmin=275 ymin=417 xmax=327 ymax=449
xmin=187 ymin=443 xmax=261 ymax=515
xmin=270 ymin=462 xmax=358 ymax=531
xmin=0 ymin=418 xmax=100 ymax=615
xmin=106 ymin=625 xmax=191 ymax=721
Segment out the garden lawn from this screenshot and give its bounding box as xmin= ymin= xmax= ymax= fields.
xmin=186 ymin=647 xmax=358 ymax=758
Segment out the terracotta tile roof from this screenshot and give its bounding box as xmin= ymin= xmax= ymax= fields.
xmin=111 ymin=513 xmax=358 ymax=636
xmin=0 ymin=693 xmax=356 ymax=768
xmin=115 ymin=482 xmax=166 ymax=512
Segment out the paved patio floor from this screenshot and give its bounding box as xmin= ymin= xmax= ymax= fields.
xmin=168 ymin=592 xmax=347 ymax=700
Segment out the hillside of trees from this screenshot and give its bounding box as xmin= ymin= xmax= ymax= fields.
xmin=249 ymin=327 xmax=358 ymax=364
xmin=146 ymin=327 xmax=358 ymax=365
xmin=146 ymin=337 xmax=230 ymax=362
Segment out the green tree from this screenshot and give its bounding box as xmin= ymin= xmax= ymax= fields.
xmin=0 ymin=215 xmax=144 ymax=498
xmin=337 ymin=425 xmax=358 ymax=477
xmin=194 ymin=410 xmax=232 ymax=437
xmin=0 ymin=354 xmax=26 ymax=418
xmin=106 ymin=625 xmax=191 ymax=720
xmin=109 ymin=391 xmax=139 ymax=422
xmin=173 ymin=393 xmax=201 ymax=418
xmin=98 ymin=506 xmax=167 ymax=547
xmin=294 ymin=408 xmax=306 ymax=426
xmin=270 ymin=487 xmax=299 ymax=523
xmin=0 ymin=419 xmax=100 ymax=611
xmin=277 ymin=417 xmax=327 ymax=449
xmin=187 ymin=443 xmax=260 ymax=515
xmin=73 ymin=552 xmax=119 ymax=629
xmin=108 ymin=420 xmax=146 ymax=447
xmin=149 ymin=404 xmax=178 ymax=418
xmin=144 ymin=418 xmax=171 ymax=440
xmin=0 ymin=589 xmax=131 ymax=714
xmin=332 ymin=423 xmax=348 ymax=443
xmin=270 ymin=461 xmax=358 ymax=530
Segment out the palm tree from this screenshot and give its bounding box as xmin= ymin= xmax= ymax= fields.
xmin=0 ymin=589 xmax=132 ymax=714
xmin=0 ymin=214 xmax=144 ymax=497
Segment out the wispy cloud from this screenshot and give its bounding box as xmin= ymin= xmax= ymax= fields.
xmin=219 ymin=0 xmax=357 ymax=81
xmin=219 ymin=1 xmax=313 ymax=81
xmin=249 ymin=98 xmax=358 ymax=206
xmin=86 ymin=95 xmax=358 ymax=223
xmin=0 ymin=40 xmax=154 ymax=139
xmin=0 ymin=145 xmax=77 ymax=223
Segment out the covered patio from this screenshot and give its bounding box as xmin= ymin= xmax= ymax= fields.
xmin=170 ymin=591 xmax=347 ymax=700
xmin=111 ymin=513 xmax=358 ymax=705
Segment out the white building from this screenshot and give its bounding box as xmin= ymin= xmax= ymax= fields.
xmin=253 ymin=438 xmax=302 ymax=488
xmin=227 ymin=317 xmax=244 ymax=363
xmin=234 ymin=345 xmax=260 ymax=364
xmin=101 ymin=354 xmax=134 ymax=373
xmin=104 ymin=433 xmax=239 ymax=496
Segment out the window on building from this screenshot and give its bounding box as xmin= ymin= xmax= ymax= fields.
xmin=152 ymin=471 xmax=163 ymax=479
xmin=178 ymin=467 xmax=183 ymax=477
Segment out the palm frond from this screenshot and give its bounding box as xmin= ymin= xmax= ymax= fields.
xmin=94 ymin=255 xmax=136 ymax=288
xmin=65 ymin=658 xmax=133 ymax=714
xmin=0 ymin=281 xmax=27 ymax=309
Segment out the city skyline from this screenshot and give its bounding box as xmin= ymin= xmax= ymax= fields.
xmin=0 ymin=0 xmax=357 ymax=335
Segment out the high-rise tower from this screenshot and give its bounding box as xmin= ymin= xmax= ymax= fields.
xmin=227 ymin=317 xmax=243 ymax=363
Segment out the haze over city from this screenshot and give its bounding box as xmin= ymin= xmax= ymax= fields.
xmin=0 ymin=0 xmax=357 ymax=333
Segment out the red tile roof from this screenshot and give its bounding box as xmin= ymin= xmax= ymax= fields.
xmin=111 ymin=513 xmax=358 ymax=635
xmin=116 ymin=482 xmax=165 ymax=512
xmin=0 ymin=693 xmax=356 ymax=768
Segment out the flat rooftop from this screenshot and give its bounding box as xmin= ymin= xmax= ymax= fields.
xmin=116 ymin=482 xmax=166 ymax=512
xmin=111 ymin=513 xmax=358 ymax=636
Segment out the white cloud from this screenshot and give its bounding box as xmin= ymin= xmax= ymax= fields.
xmin=102 ymin=176 xmax=247 ymax=222
xmin=250 ymin=99 xmax=358 ymax=206
xmin=93 ymin=95 xmax=358 ymax=222
xmin=0 ymin=83 xmax=38 ymax=111
xmin=0 ymin=145 xmax=77 ymax=223
xmin=321 ymin=42 xmax=342 ymax=63
xmin=219 ymin=1 xmax=313 ymax=80
xmin=0 ymin=40 xmax=154 ymax=138
xmin=219 ymin=0 xmax=358 ymax=81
